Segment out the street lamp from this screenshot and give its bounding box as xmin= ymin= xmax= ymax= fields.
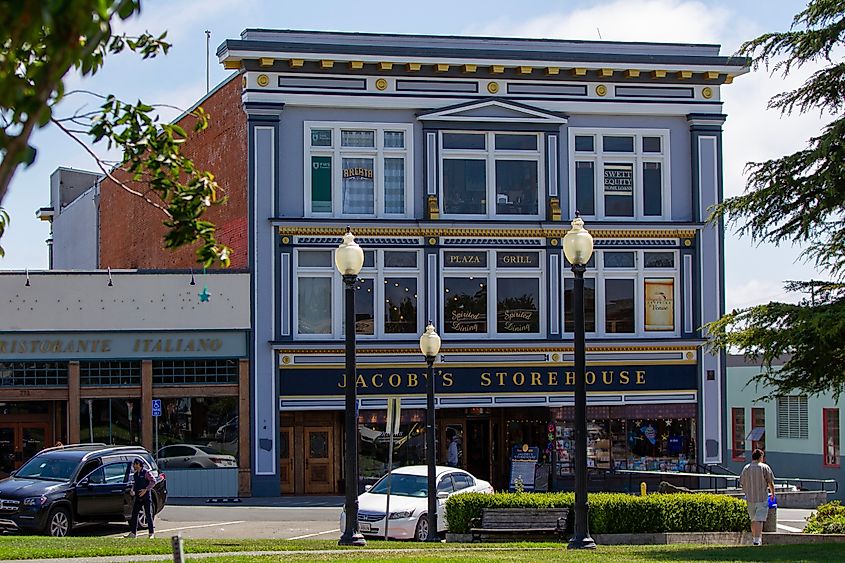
xmin=419 ymin=322 xmax=442 ymax=542
xmin=336 ymin=226 xmax=366 ymax=547
xmin=562 ymin=214 xmax=596 ymax=550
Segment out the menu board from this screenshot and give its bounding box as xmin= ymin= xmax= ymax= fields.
xmin=509 ymin=446 xmax=540 ymax=491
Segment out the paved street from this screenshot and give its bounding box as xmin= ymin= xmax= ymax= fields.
xmin=76 ymin=497 xmax=345 ymax=540
xmin=66 ymin=497 xmax=816 ymax=539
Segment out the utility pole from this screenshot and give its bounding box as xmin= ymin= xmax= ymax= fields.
xmin=205 ymin=30 xmax=211 ymax=94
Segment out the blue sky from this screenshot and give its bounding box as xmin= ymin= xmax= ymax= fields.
xmin=0 ymin=0 xmax=826 ymax=310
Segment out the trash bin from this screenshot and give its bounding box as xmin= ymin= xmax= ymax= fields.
xmin=763 ymin=507 xmax=777 ymax=532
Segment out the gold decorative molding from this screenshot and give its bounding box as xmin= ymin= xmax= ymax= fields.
xmin=256 ymin=74 xmax=270 ymax=87
xmin=379 ymin=62 xmax=394 ymax=71
xmin=349 ymin=61 xmax=364 ymax=70
xmin=599 ymin=68 xmax=613 ymax=77
xmin=427 ymin=194 xmax=440 ymax=220
xmin=596 ymin=84 xmax=608 ymax=96
xmin=223 ymin=60 xmax=241 ymax=70
xmin=407 ymin=62 xmax=422 ymax=72
xmin=375 ymin=78 xmax=388 ymax=90
xmin=677 ymin=70 xmax=693 ymax=79
xmin=428 ymin=237 xmax=437 ymax=245
xmin=704 ymin=71 xmax=720 ymax=80
xmin=487 ymin=82 xmax=500 ymax=94
xmin=435 ymin=63 xmax=450 ymax=72
xmin=572 ymin=67 xmax=587 ymax=76
xmin=463 ymin=64 xmax=477 ymax=73
xmin=277 ymin=225 xmax=697 ymax=240
xmin=289 ymin=59 xmax=304 ymax=68
xmin=491 ymin=65 xmax=505 ymax=74
xmin=545 ymin=67 xmax=560 ymax=76
xmin=624 ymin=69 xmax=640 ymax=78
xmin=548 ymin=197 xmax=561 ymax=221
xmin=276 ymin=345 xmax=699 ymax=355
xmin=518 ymin=66 xmax=533 ymax=75
xmin=651 ymin=69 xmax=667 ymax=79
xmin=259 ymin=58 xmax=274 ymax=67
xmin=724 ymin=74 xmax=734 ymax=84
xmin=550 ymin=238 xmax=559 ymax=246
xmin=702 ymin=87 xmax=713 ymax=99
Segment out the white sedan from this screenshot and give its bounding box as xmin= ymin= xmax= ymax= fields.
xmin=340 ymin=465 xmax=493 ymax=541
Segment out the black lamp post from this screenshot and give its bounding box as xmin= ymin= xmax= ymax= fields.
xmin=336 ymin=227 xmax=366 ymax=547
xmin=563 ymin=214 xmax=596 ymax=550
xmin=419 ymin=322 xmax=442 ymax=542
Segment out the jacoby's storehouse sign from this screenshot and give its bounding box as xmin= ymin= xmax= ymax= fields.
xmin=281 ymin=364 xmax=698 ymax=396
xmin=0 ymin=332 xmax=246 ymax=360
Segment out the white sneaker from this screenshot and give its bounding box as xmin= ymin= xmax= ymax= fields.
xmin=752 ymin=538 xmax=761 ymax=546
xmin=148 ymin=533 xmax=155 ymax=539
xmin=124 ymin=532 xmax=136 ymax=539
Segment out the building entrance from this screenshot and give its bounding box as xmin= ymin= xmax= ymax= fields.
xmin=0 ymin=420 xmax=51 ymax=477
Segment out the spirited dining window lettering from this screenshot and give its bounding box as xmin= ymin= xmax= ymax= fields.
xmin=440 ymin=132 xmax=543 ymax=219
xmin=305 ymin=122 xmax=413 ymax=218
xmin=441 ymin=250 xmax=545 ymax=338
xmin=569 ymin=128 xmax=670 ymax=220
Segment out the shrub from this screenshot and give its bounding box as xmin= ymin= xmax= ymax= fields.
xmin=804 ymin=500 xmax=845 ymax=534
xmin=445 ymin=491 xmax=750 ymax=534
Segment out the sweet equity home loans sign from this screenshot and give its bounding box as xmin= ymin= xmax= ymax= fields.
xmin=0 ymin=331 xmax=246 ymax=360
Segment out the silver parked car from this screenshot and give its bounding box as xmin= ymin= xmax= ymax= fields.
xmin=155 ymin=444 xmax=237 ymax=469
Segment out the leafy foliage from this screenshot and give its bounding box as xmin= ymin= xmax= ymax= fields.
xmin=706 ymin=0 xmax=845 ymax=396
xmin=804 ymin=500 xmax=845 ymax=533
xmin=444 ymin=491 xmax=749 ymax=534
xmin=0 ymin=0 xmax=230 ymax=266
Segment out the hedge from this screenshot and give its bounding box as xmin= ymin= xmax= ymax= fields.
xmin=804 ymin=501 xmax=845 ymax=534
xmin=445 ymin=491 xmax=750 ymax=534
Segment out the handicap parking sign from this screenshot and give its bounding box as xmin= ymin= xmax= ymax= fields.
xmin=152 ymin=399 xmax=162 ymax=417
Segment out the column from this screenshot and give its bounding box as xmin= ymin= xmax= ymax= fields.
xmin=238 ymin=358 xmax=251 ymax=496
xmin=68 ymin=361 xmax=80 ymax=443
xmin=687 ymin=113 xmax=727 ymax=465
xmin=141 ymin=360 xmax=153 ymax=452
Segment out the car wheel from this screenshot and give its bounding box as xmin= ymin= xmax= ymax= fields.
xmin=46 ymin=506 xmax=71 ymax=537
xmin=414 ymin=515 xmax=429 ymax=541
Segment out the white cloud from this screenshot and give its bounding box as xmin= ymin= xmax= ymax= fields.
xmin=725 ymin=278 xmax=801 ymax=312
xmin=113 ymin=0 xmax=250 ymax=42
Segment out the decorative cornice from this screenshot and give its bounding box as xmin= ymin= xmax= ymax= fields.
xmin=275 ymin=225 xmax=697 ymax=239
xmin=274 ymin=345 xmax=699 ymax=354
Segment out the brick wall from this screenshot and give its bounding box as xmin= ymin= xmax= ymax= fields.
xmin=98 ymin=74 xmax=248 ymax=269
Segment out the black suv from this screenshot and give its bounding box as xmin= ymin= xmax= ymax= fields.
xmin=0 ymin=444 xmax=167 ymax=536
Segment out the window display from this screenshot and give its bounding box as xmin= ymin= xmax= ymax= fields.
xmin=358 ymin=409 xmax=427 ymax=482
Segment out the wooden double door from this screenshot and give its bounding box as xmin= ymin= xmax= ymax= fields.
xmin=280 ymin=412 xmax=341 ymax=494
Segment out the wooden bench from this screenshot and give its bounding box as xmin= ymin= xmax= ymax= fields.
xmin=469 ymin=507 xmax=569 ymax=542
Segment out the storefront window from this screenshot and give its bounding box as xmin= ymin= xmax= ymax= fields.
xmin=154 ymin=397 xmax=238 ymax=469
xmin=823 ymin=408 xmax=840 ymax=467
xmin=80 ymin=398 xmax=141 ymax=446
xmin=358 ymin=409 xmax=427 ymax=482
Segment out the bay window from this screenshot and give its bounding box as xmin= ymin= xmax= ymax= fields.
xmin=441 ymin=132 xmax=543 ymax=219
xmin=563 ymin=250 xmax=679 ymax=337
xmin=294 ymin=249 xmax=422 ymax=339
xmin=305 ymin=122 xmax=412 ymax=217
xmin=442 ymin=250 xmax=544 ymax=338
xmin=569 ymin=128 xmax=669 ymax=220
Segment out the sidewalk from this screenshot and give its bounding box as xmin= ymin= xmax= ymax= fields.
xmin=167 ymin=495 xmax=344 ymax=508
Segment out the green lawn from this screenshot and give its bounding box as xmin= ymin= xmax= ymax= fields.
xmin=0 ymin=538 xmax=841 ymax=562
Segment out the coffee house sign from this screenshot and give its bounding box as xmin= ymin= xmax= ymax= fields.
xmin=0 ymin=331 xmax=247 ymax=360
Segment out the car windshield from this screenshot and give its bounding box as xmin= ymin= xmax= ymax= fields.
xmin=15 ymin=454 xmax=78 ymax=482
xmin=197 ymin=446 xmax=223 ymax=455
xmin=369 ymin=473 xmax=428 ymax=497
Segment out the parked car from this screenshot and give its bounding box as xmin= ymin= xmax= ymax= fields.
xmin=0 ymin=444 xmax=167 ymax=537
xmin=339 ymin=465 xmax=493 ymax=541
xmin=155 ymin=444 xmax=237 ymax=469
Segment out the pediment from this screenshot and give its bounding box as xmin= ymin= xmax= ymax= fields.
xmin=417 ymin=98 xmax=567 ymax=124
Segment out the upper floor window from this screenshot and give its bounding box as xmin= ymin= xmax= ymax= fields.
xmin=441 ymin=249 xmax=545 ymax=338
xmin=562 ymin=250 xmax=679 ymax=337
xmin=569 ymin=128 xmax=670 ymax=220
xmin=440 ymin=132 xmax=543 ymax=219
xmin=295 ymin=248 xmax=422 ymax=339
xmin=305 ymin=122 xmax=413 ymax=218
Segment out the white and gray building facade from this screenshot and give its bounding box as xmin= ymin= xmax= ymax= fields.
xmin=217 ymin=30 xmax=748 ymax=496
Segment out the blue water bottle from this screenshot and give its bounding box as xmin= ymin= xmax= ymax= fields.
xmin=768 ymin=495 xmax=777 ymax=509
